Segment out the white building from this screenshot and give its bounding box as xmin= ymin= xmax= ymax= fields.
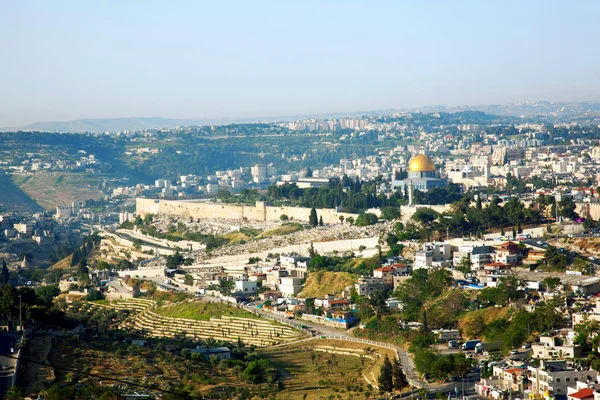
xmin=355 ymin=277 xmax=384 ymax=297
xmin=55 ymin=205 xmax=72 ymax=219
xmin=528 ymin=361 xmax=597 ymax=397
xmin=234 ymin=280 xmax=257 ymax=295
xmin=278 ymin=277 xmax=303 ymax=297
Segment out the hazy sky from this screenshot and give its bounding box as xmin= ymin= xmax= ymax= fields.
xmin=1 ymin=0 xmax=600 ymax=126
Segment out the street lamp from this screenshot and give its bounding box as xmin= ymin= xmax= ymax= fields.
xmin=443 ymin=216 xmax=452 ymax=241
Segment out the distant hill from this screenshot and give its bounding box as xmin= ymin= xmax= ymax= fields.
xmin=4 ymin=101 xmax=600 ymax=133
xmin=413 ymin=101 xmax=600 ymax=122
xmin=2 ymin=117 xmax=221 ymax=133
xmin=0 ymin=111 xmax=394 ymax=133
xmin=0 ymin=174 xmax=43 ymax=213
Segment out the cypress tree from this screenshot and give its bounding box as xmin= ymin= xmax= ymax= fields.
xmin=309 ymin=208 xmax=318 ymax=227
xmin=1 ymin=260 xmax=8 ymax=285
xmin=378 ymin=355 xmax=394 ymax=393
xmin=392 ymin=361 xmax=408 ymax=391
xmin=318 ymin=216 xmax=323 ymax=226
xmin=71 ymin=248 xmax=81 ymax=266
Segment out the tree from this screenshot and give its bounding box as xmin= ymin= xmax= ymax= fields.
xmin=370 ymin=290 xmax=390 ymax=316
xmin=309 ymin=208 xmax=318 ymax=227
xmin=378 ymin=355 xmax=394 ymax=393
xmin=319 ymin=216 xmax=324 ymax=226
xmin=559 ymin=197 xmax=578 ymax=220
xmin=85 ymin=289 xmax=105 ymax=301
xmin=280 ymin=214 xmax=288 ymax=221
xmin=543 ymin=277 xmax=561 ymax=292
xmin=544 ymin=246 xmax=568 ymax=271
xmin=166 ymin=251 xmax=185 ymax=268
xmin=456 ymin=254 xmax=472 ymax=276
xmin=381 ymin=206 xmax=401 ymax=221
xmin=413 ymin=208 xmax=439 ymax=224
xmin=1 ymin=261 xmax=8 ymax=285
xmin=184 ymin=274 xmax=194 ymax=286
xmin=4 ymin=386 xmax=25 ymax=400
xmin=0 ymin=284 xmax=17 ymax=322
xmin=392 ymin=362 xmax=408 ymax=391
xmin=346 ymin=216 xmax=355 ymax=225
xmin=36 ymin=285 xmax=60 ymax=304
xmin=355 ymin=213 xmax=379 ymax=226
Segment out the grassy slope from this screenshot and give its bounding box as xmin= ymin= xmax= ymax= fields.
xmin=154 ymin=301 xmax=260 ymax=321
xmin=0 ymin=174 xmax=43 ymax=212
xmin=457 ymin=306 xmax=511 ymax=339
xmin=11 ymin=172 xmax=104 ymax=210
xmin=49 ymin=254 xmax=74 ymax=271
xmin=260 ymin=338 xmax=397 ymax=400
xmin=258 ymin=223 xmax=304 ymax=238
xmin=299 ymin=271 xmax=356 ymax=298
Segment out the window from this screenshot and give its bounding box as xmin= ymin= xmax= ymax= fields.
xmin=566 ymin=378 xmax=570 ymax=382
xmin=556 ymin=379 xmax=560 ymax=382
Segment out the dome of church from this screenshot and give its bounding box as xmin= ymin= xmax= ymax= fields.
xmin=298 ymin=167 xmax=313 ymax=179
xmin=408 ymin=154 xmax=435 ymax=172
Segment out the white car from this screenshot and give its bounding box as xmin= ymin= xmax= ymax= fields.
xmin=537 ymin=241 xmax=544 ymax=245
xmin=589 ymin=256 xmax=596 ymax=261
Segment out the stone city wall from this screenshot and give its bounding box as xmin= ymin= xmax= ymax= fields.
xmin=576 ymin=203 xmax=600 ymax=221
xmin=399 ymin=204 xmax=453 ymax=221
xmin=136 ymin=198 xmax=358 ymax=224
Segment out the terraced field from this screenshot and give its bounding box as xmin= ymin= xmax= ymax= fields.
xmin=260 ymin=339 xmax=398 ymax=399
xmin=82 ymin=298 xmax=306 ymax=346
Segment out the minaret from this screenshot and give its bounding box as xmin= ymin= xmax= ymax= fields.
xmin=408 ymin=181 xmax=414 ymax=206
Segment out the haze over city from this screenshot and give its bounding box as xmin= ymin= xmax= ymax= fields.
xmin=2 ymin=0 xmax=600 ymax=127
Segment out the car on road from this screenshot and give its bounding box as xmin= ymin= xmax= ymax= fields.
xmin=590 ymin=256 xmax=596 ymax=261
xmin=522 ymin=343 xmax=531 ymax=349
xmin=537 ymin=240 xmax=544 ymax=245
xmin=510 ymin=349 xmax=519 ymax=355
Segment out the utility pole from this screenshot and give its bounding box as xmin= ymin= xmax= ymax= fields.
xmin=19 ymin=294 xmax=22 ymax=332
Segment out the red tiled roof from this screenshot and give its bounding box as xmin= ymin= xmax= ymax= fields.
xmin=329 ymin=299 xmax=349 ymax=305
xmin=375 ymin=266 xmax=397 ymax=272
xmin=485 ymin=262 xmax=508 ymax=267
xmin=503 ymin=368 xmax=528 ymax=376
xmin=569 ymin=388 xmax=594 ymax=400
xmin=503 ymin=368 xmax=521 ymax=374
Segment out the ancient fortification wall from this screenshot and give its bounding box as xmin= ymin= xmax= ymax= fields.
xmin=576 ymin=203 xmax=600 ymax=220
xmin=136 ymin=198 xmax=358 ymax=224
xmin=399 ymin=204 xmax=453 ymax=221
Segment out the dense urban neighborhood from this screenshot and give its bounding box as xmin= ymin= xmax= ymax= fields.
xmin=3 ymin=104 xmax=600 ymax=399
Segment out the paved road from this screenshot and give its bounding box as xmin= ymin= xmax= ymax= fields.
xmin=106 ymin=279 xmax=131 ymax=294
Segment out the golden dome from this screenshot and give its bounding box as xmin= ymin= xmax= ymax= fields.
xmin=408 ymin=154 xmax=435 ymax=172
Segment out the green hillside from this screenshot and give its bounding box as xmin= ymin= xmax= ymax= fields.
xmin=299 ymin=271 xmax=356 ymax=298
xmin=0 ymin=174 xmax=43 ymax=212
xmin=11 ymin=172 xmax=104 ymax=210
